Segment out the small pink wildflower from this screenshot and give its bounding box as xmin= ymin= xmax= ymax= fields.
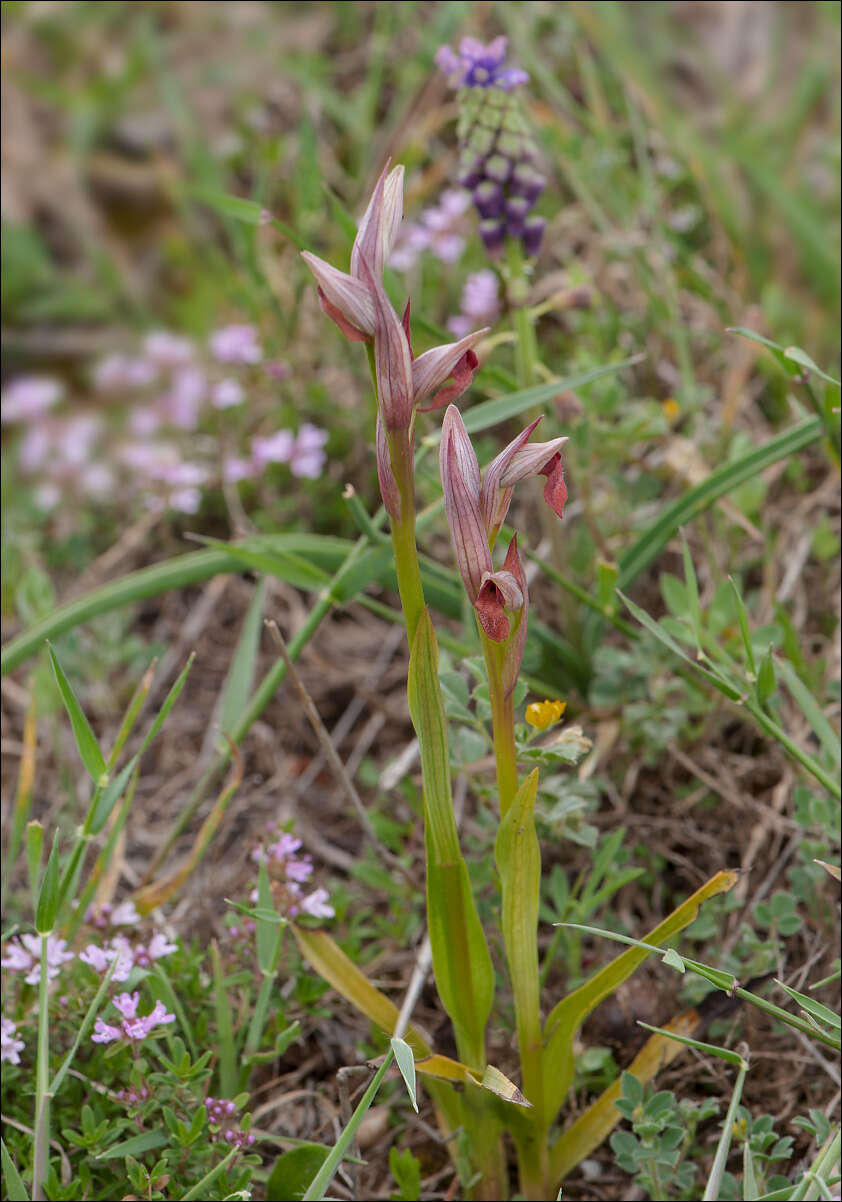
xmin=143 ymin=330 xmax=195 ymax=366
xmin=290 ymin=423 xmax=329 ymax=479
xmin=1 ymin=1017 xmax=25 ymax=1065
xmin=264 ymin=359 xmax=291 ymax=380
xmin=80 ymin=934 xmax=134 ymax=982
xmin=390 ymin=190 xmax=471 ymax=271
xmin=110 ymin=901 xmax=141 ymax=927
xmin=251 ymin=430 xmax=295 ymax=467
xmin=164 ymin=367 xmax=206 ymax=429
xmin=223 ymin=456 xmax=258 ymax=483
xmin=1 ymin=934 xmax=75 ymax=985
xmin=1 ymin=376 xmax=63 ymax=423
xmin=211 ymin=378 xmax=245 ymax=409
xmin=448 ymin=270 xmax=501 ymax=338
xmin=91 ymin=992 xmax=175 ymax=1045
xmin=299 ymin=888 xmax=335 ymax=919
xmin=209 ymin=324 xmax=263 ymax=365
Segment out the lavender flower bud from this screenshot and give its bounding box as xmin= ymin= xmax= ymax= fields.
xmin=505 ymin=196 xmax=531 ymax=237
xmin=511 ymin=163 xmax=546 ymax=206
xmin=473 ymin=180 xmax=504 ymax=219
xmin=522 ymin=215 xmax=547 ymax=258
xmin=479 ymin=218 xmax=506 ymax=256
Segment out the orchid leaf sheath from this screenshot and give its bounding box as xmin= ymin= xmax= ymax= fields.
xmin=408 ymin=610 xmax=494 ymax=1068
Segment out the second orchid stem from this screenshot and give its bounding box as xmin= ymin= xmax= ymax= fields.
xmin=481 ymin=631 xmax=519 ymax=818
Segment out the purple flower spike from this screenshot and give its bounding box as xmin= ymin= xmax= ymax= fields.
xmin=479 ymin=218 xmax=506 ymax=256
xmin=436 ymin=36 xmax=529 ymax=92
xmin=505 ymin=195 xmax=531 ymax=237
xmin=457 ymin=156 xmax=485 ymax=189
xmin=522 ymin=215 xmax=547 ymax=258
xmin=511 ymin=163 xmax=546 ymax=206
xmin=473 ymin=180 xmax=504 ymax=219
xmin=484 ymin=154 xmax=511 ymax=184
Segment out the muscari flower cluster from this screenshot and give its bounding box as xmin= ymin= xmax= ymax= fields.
xmin=436 ymin=37 xmax=546 ymax=259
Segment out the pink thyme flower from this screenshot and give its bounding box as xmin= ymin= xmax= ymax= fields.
xmin=390 ymin=190 xmax=472 ymax=271
xmin=93 ymin=354 xmax=158 ymax=391
xmin=1 ymin=376 xmax=63 ymax=423
xmin=138 ymin=932 xmax=178 ymax=964
xmin=448 ymin=270 xmax=501 ymax=338
xmin=299 ymin=888 xmax=334 ymax=919
xmin=251 ymin=430 xmax=295 ymax=467
xmin=164 ymin=367 xmax=206 ymax=428
xmin=211 ymin=377 xmax=245 ymax=409
xmin=91 ymin=992 xmax=175 ymax=1045
xmin=284 ymin=858 xmax=314 ymax=883
xmin=209 ymin=324 xmax=263 ymax=364
xmin=1 ymin=1017 xmax=25 ymax=1065
xmin=143 ymin=330 xmax=195 ymax=366
xmin=290 ymin=423 xmax=328 ymax=479
xmin=223 ymin=456 xmax=257 ymax=483
xmin=110 ymin=901 xmax=141 ymax=926
xmin=80 ymin=935 xmax=134 ymax=982
xmin=1 ymin=934 xmax=75 ymax=985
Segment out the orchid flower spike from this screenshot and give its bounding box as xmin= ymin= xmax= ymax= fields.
xmin=440 ymin=405 xmax=568 ymax=648
xmin=302 ymin=162 xmax=489 ymax=431
xmin=301 ymin=162 xmax=405 ymax=342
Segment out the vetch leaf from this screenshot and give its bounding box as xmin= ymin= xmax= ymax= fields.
xmin=391 ymin=1036 xmax=419 ymax=1112
xmin=662 ymin=947 xmax=685 ymax=972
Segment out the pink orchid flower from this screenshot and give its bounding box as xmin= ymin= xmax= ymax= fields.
xmin=440 ymin=405 xmax=568 ymax=649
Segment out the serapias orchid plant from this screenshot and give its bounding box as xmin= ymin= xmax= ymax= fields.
xmin=296 ymin=99 xmax=736 ymax=1200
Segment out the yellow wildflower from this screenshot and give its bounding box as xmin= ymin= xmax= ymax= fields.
xmin=662 ymin=397 xmax=681 ymax=422
xmin=524 ymin=698 xmax=566 ymax=730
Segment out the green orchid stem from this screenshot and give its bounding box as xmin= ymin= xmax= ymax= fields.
xmin=386 ymin=426 xmax=426 ymax=645
xmin=480 ymin=631 xmax=519 ymax=818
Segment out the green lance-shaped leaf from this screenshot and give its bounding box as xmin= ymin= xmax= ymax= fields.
xmin=408 ymin=609 xmax=494 ymax=1068
xmin=541 ymin=869 xmax=738 ymax=1123
xmin=47 ymin=644 xmax=107 ymax=784
xmin=494 ymin=770 xmax=542 ymax=1110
